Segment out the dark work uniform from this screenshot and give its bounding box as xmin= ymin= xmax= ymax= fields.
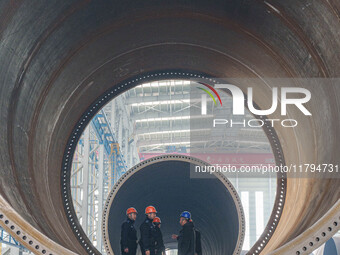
xmin=153 ymin=226 xmax=165 ymax=255
xmin=139 ymin=217 xmax=156 ymax=255
xmin=177 ymin=221 xmax=195 ymax=255
xmin=194 ymin=228 xmax=202 ymax=255
xmin=120 ymin=218 xmax=138 ymax=255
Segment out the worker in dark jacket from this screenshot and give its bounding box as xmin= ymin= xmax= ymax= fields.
xmin=121 ymin=207 xmax=138 ymax=255
xmin=153 ymin=217 xmax=165 ymax=255
xmin=192 ymin=220 xmax=202 ymax=255
xmin=172 ymin=211 xmax=195 ymax=255
xmin=139 ymin=206 xmax=157 ymax=255
xmin=195 ymin=225 xmax=202 ymax=255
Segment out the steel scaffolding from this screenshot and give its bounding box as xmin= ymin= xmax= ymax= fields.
xmin=71 ymin=102 xmax=139 ymax=253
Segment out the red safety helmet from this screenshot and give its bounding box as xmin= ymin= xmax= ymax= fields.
xmin=126 ymin=207 xmax=138 ymax=215
xmin=153 ymin=217 xmax=161 ymax=224
xmin=145 ymin=206 xmax=157 ymax=214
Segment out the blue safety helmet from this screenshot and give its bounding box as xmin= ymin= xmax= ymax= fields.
xmin=180 ymin=211 xmax=191 ymax=220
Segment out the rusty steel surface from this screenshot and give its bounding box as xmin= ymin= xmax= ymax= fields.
xmin=0 ymin=195 xmax=78 ymax=255
xmin=0 ymin=1 xmax=340 ymax=254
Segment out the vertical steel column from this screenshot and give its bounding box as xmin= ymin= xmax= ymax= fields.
xmin=249 ymin=191 xmax=256 ymax=246
xmin=97 ymin=143 xmax=104 ymax=253
xmin=110 ymin=101 xmax=116 ymax=130
xmin=81 ymin=127 xmax=90 ymax=232
xmin=117 ymin=111 xmax=123 ymax=183
xmin=110 ymin=101 xmax=116 ymax=189
xmin=118 ymin=112 xmax=123 ymax=148
xmin=124 ymin=129 xmax=128 ymax=167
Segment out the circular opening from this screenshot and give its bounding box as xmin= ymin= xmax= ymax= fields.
xmin=65 ymin=74 xmax=285 ymax=255
xmin=103 ymin=156 xmax=244 ymax=255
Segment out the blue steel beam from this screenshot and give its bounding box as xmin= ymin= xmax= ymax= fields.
xmin=90 ymin=110 xmax=128 ymax=179
xmin=0 ymin=227 xmax=27 ymax=251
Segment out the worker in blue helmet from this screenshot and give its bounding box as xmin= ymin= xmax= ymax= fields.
xmin=172 ymin=211 xmax=202 ymax=255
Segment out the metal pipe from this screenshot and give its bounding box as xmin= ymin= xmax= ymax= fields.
xmin=102 ymin=156 xmax=245 ymax=255
xmin=0 ymin=1 xmax=339 ymax=254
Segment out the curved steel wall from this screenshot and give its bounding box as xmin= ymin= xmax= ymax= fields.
xmin=0 ymin=1 xmax=340 ymax=254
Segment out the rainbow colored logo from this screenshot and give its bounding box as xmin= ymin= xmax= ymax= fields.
xmin=197 ymin=82 xmax=222 ymax=106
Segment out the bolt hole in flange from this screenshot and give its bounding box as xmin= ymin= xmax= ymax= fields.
xmin=63 ymin=72 xmax=286 ymax=254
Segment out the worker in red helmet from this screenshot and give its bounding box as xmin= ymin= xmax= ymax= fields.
xmin=139 ymin=206 xmax=157 ymax=255
xmin=152 ymin=217 xmax=165 ymax=255
xmin=121 ymin=207 xmax=138 ymax=255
